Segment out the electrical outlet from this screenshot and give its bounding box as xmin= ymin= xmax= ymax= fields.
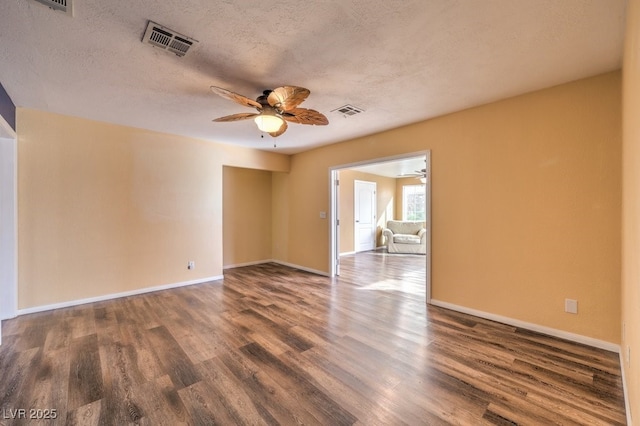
xmin=564 ymin=299 xmax=578 ymax=314
xmin=187 ymin=261 xmax=195 ymax=270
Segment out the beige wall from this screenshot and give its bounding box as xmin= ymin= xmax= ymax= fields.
xmin=273 ymin=72 xmax=622 ymax=344
xmin=338 ymin=170 xmax=396 ymax=253
xmin=17 ymin=109 xmax=288 ymax=309
xmin=622 ymin=0 xmax=640 ymax=419
xmin=223 ymin=167 xmax=273 ymax=267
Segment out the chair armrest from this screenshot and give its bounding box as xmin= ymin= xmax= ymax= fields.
xmin=382 ymin=228 xmax=393 ymax=244
xmin=418 ymin=228 xmax=427 ymax=243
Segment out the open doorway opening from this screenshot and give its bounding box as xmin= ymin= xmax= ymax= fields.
xmin=221 ymin=166 xmax=275 ymax=270
xmin=329 ymin=151 xmax=431 ymax=302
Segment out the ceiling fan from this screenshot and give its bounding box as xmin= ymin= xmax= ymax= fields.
xmin=398 ymin=167 xmax=428 ymax=183
xmin=210 ymin=85 xmax=329 ymax=137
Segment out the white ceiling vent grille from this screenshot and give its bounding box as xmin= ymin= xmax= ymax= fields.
xmin=332 ymin=104 xmax=365 ymax=117
xmin=142 ymin=21 xmax=197 ymax=57
xmin=28 ymin=0 xmax=73 ymax=16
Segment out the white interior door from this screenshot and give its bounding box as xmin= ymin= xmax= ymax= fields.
xmin=354 ymin=180 xmax=376 ymax=252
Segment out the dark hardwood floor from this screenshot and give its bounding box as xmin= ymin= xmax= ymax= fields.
xmin=0 ymin=252 xmax=627 ymax=425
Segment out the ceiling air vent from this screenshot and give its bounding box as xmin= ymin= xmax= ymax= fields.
xmin=28 ymin=0 xmax=73 ymax=15
xmin=332 ymin=104 xmax=365 ymax=117
xmin=142 ymin=21 xmax=198 ymax=57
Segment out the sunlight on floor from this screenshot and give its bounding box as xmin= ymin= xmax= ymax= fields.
xmin=356 ymin=278 xmax=425 ymax=296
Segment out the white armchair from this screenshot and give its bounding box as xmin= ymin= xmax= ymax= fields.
xmin=382 ymin=220 xmax=427 ymax=254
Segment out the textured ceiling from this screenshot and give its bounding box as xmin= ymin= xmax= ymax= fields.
xmin=348 ymin=156 xmax=427 ymax=179
xmin=0 ymin=0 xmax=627 ymax=154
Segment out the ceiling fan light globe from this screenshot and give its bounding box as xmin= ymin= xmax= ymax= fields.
xmin=254 ymin=115 xmax=284 ymax=133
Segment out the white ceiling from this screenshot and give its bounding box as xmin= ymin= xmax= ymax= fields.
xmin=347 ymin=156 xmax=427 ymax=179
xmin=0 ymin=0 xmax=627 ymax=154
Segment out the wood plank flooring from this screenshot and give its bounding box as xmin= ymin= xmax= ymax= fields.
xmin=0 ymin=251 xmax=627 ymax=425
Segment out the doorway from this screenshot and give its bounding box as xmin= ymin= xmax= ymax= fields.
xmin=329 ymin=151 xmax=431 ymax=301
xmin=329 ymin=150 xmax=432 ymax=303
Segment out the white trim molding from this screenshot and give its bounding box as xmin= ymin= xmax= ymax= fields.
xmin=17 ymin=275 xmax=224 ymax=316
xmin=223 ymin=259 xmax=329 ymax=277
xmin=273 ymin=261 xmax=330 ymax=277
xmin=222 ymin=259 xmax=330 ymax=277
xmin=0 ymin=133 xmax=17 ymax=347
xmin=223 ymin=259 xmax=274 ymax=269
xmin=14 ymin=260 xmax=329 ymax=317
xmin=0 ymin=137 xmax=17 ymax=322
xmin=620 ymin=351 xmax=633 ymax=426
xmin=429 ymin=299 xmax=620 ymax=353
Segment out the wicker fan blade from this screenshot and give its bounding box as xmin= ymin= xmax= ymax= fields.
xmin=269 ymin=120 xmax=288 ymax=137
xmin=213 ymin=112 xmax=258 ymax=122
xmin=267 ymin=86 xmax=310 ymax=112
xmin=210 ymin=86 xmax=262 ymax=109
xmin=282 ymin=108 xmax=329 ymax=125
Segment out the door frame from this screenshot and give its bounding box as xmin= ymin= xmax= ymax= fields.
xmin=353 ymin=179 xmax=377 ymax=253
xmin=330 ymin=168 xmax=341 ymax=276
xmin=329 ymin=150 xmax=432 ymax=302
xmin=0 ymin=118 xmax=17 ymax=345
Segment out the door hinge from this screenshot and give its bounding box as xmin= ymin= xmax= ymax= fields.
xmin=337 ymin=219 xmax=340 ymax=226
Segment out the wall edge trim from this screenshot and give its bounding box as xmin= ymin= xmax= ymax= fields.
xmin=17 ymin=275 xmax=224 ymax=315
xmin=429 ymin=299 xmax=620 ymax=353
xmin=619 ymin=350 xmax=633 ymax=425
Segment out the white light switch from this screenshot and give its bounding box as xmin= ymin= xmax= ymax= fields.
xmin=319 ymin=211 xmax=326 ymax=219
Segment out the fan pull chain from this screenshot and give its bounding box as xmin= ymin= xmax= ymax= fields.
xmin=260 ymin=133 xmax=276 ymax=147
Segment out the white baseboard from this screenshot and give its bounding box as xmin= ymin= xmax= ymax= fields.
xmin=339 ymin=251 xmax=356 ymax=256
xmin=11 ymin=258 xmax=328 ymax=318
xmin=17 ymin=275 xmax=224 ymax=316
xmin=223 ymin=259 xmax=274 ymax=269
xmin=272 ymin=260 xmax=330 ymax=277
xmin=224 ymin=259 xmax=329 ymax=277
xmin=429 ymin=299 xmax=620 ymax=353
